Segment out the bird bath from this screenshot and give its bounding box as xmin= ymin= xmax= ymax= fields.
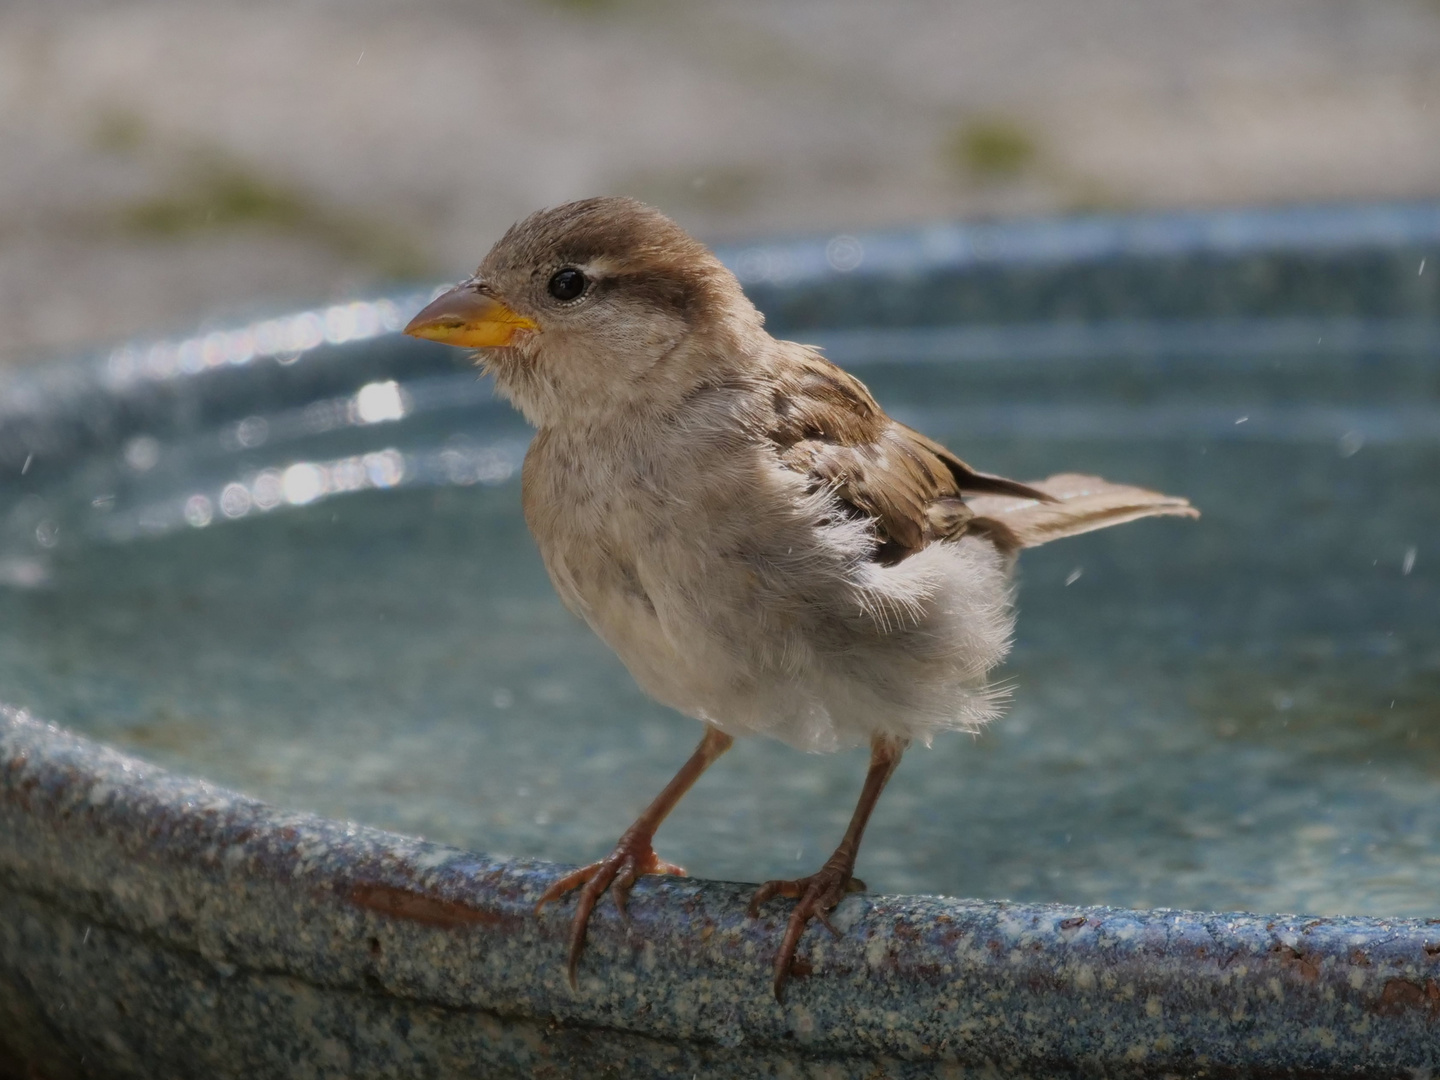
xmin=3 ymin=203 xmax=1439 ymax=1077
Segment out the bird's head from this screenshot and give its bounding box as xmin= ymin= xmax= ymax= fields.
xmin=404 ymin=197 xmax=762 ymax=427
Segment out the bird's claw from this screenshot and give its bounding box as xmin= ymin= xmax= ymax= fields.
xmin=748 ymin=861 xmax=865 ymax=1002
xmin=534 ymin=830 xmax=686 ymax=989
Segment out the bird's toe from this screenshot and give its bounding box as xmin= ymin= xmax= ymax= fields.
xmin=536 ymin=830 xmax=686 ymax=988
xmin=752 ymin=862 xmax=865 ymax=1001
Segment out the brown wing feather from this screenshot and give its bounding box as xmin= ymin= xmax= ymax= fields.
xmin=893 ymin=423 xmax=1057 ymax=504
xmin=766 ymin=349 xmax=1050 ymax=564
xmin=966 ymin=473 xmax=1199 ymax=553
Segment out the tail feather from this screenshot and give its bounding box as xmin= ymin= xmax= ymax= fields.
xmin=967 ymin=473 xmax=1197 ymax=552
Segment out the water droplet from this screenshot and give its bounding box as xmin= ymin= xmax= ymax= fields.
xmin=183 ymin=494 xmax=214 ymax=528
xmin=353 ymin=381 xmax=406 ymax=424
xmin=282 ymin=463 xmax=327 ymax=505
xmin=123 ymin=436 xmax=161 ymax=473
xmin=825 ymin=235 xmax=864 ymax=273
xmin=235 ymin=416 xmax=269 ymax=449
xmin=220 ymin=483 xmax=253 ymax=519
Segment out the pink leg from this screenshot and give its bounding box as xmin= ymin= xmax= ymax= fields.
xmin=749 ymin=734 xmax=906 ymax=1001
xmin=535 ymin=724 xmax=734 ymax=988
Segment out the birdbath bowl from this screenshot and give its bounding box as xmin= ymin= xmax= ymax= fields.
xmin=3 ymin=204 xmax=1440 ymax=1078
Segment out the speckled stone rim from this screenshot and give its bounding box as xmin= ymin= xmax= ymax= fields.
xmin=3 ymin=706 xmax=1438 ymax=1079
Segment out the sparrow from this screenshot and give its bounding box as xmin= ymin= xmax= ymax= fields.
xmin=404 ymin=196 xmax=1197 ymax=1000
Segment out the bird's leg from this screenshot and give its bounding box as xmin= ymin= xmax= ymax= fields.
xmin=749 ymin=733 xmax=906 ymax=1001
xmin=535 ymin=724 xmax=734 ymax=987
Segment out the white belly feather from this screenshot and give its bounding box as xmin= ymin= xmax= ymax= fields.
xmin=522 ymin=417 xmax=1015 ymax=753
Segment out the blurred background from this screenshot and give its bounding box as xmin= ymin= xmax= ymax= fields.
xmin=1 ymin=0 xmax=1437 ymax=369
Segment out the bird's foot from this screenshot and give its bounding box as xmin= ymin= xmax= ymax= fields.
xmin=534 ymin=828 xmax=686 ymax=988
xmin=748 ymin=859 xmax=867 ymax=1002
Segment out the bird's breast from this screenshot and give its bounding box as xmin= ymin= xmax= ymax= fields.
xmin=520 ymin=419 xmax=806 ymax=711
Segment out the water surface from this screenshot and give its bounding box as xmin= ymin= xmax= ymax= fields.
xmin=1 ymin=324 xmax=1436 ymax=917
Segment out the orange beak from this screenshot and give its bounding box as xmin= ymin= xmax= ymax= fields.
xmin=403 ymin=281 xmax=538 ymax=348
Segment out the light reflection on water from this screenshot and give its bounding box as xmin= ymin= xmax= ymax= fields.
xmin=103 ymin=442 xmax=521 ymax=541
xmin=0 ymin=320 xmax=1437 ymax=920
xmin=101 ymin=297 xmax=426 ymax=386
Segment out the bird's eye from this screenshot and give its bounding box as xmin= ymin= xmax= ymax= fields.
xmin=547 ymin=268 xmax=587 ymax=302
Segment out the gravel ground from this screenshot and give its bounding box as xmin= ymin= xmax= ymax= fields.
xmin=1 ymin=0 xmax=1438 ymax=366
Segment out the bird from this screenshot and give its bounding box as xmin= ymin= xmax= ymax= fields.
xmin=403 ymin=196 xmax=1197 ymax=1000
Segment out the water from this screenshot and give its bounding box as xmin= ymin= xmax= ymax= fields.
xmin=1 ymin=325 xmax=1437 ymax=918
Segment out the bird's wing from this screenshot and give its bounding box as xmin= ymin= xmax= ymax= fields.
xmin=765 ymin=349 xmax=1051 ymax=564
xmin=965 ymin=473 xmax=1199 ymax=552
